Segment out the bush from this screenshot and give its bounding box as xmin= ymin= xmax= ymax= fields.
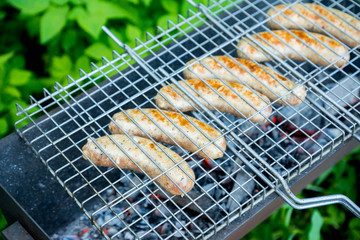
xmin=0 ymin=0 xmax=203 ymax=137
xmin=244 ymin=146 xmax=360 ymax=240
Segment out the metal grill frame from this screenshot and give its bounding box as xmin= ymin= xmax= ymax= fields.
xmin=15 ymin=0 xmax=360 ymax=239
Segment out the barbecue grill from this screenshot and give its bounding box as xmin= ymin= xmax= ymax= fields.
xmin=14 ymin=0 xmax=360 ymax=239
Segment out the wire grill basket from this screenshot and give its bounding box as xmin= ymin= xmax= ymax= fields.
xmin=15 ymin=0 xmax=360 ymax=239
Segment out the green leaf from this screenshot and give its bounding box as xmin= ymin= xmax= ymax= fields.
xmin=157 ymin=13 xmax=178 ymax=30
xmin=107 ymin=28 xmax=125 ymax=53
xmin=61 ymin=29 xmax=77 ymax=51
xmin=180 ymin=1 xmax=194 ymax=17
xmin=0 ymin=208 xmax=8 ymax=230
xmin=126 ymin=0 xmax=139 ymax=4
xmin=39 ymin=77 xmax=57 ymax=89
xmin=75 ymin=55 xmax=90 ymax=73
xmin=8 ymin=68 xmax=31 ymax=86
xmin=76 ymin=8 xmax=106 ymax=39
xmin=308 ymin=210 xmax=323 ymax=240
xmin=69 ymin=0 xmax=84 ymax=4
xmin=287 ymin=233 xmax=296 ymax=240
xmin=51 ymin=0 xmax=68 ymax=5
xmin=25 ymin=16 xmax=40 ymax=37
xmin=86 ymin=0 xmax=133 ymax=20
xmin=68 ymin=6 xmax=84 ymax=20
xmin=85 ymin=43 xmax=112 ymax=60
xmin=11 ymin=100 xmax=34 ymax=129
xmin=305 ymin=184 xmax=325 ymax=193
xmin=349 ymin=218 xmax=360 ymax=239
xmin=40 ymin=5 xmax=69 ymax=44
xmin=0 ymin=118 xmax=9 ymax=136
xmin=3 ymin=86 xmax=21 ymax=99
xmin=125 ymin=24 xmax=142 ymax=41
xmin=23 ymin=79 xmax=47 ymax=95
xmin=284 ymin=206 xmax=293 ymax=227
xmin=0 ymin=11 xmax=6 ymax=21
xmin=8 ymin=0 xmax=50 ymax=15
xmin=161 ymin=0 xmax=179 ymax=14
xmin=142 ymin=0 xmax=151 ymax=7
xmin=0 ymin=103 xmax=5 ymax=113
xmin=324 ymin=205 xmax=345 ymax=229
xmin=198 ymin=0 xmax=208 ymax=5
xmin=50 ymin=55 xmax=72 ymax=79
xmin=0 ymin=52 xmax=13 ymax=81
xmin=11 ymin=55 xmax=26 ymax=70
xmin=0 ymin=52 xmax=14 ymax=66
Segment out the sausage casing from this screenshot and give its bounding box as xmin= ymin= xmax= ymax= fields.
xmin=237 ymin=30 xmax=349 ymax=67
xmin=267 ymin=4 xmax=360 ymax=49
xmin=82 ymin=134 xmax=195 ymax=195
xmin=183 ymin=56 xmax=306 ymax=105
xmin=109 ymin=109 xmax=226 ymax=159
xmin=154 ymin=79 xmax=272 ymax=123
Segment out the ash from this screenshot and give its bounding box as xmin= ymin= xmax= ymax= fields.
xmin=52 ymin=215 xmax=105 ymax=240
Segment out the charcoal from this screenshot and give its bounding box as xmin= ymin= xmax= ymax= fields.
xmin=124 ymin=231 xmax=135 ymax=240
xmin=106 ymin=188 xmax=115 ymax=197
xmin=141 ymin=232 xmax=158 ymax=240
xmin=106 ymin=227 xmax=118 ymax=237
xmin=227 ymin=170 xmax=256 ymax=212
xmin=108 ymin=216 xmax=124 ymax=227
xmin=136 ymin=220 xmax=149 ymax=230
xmin=173 ymin=230 xmax=184 ymax=238
xmin=60 ymin=235 xmax=79 ymax=240
xmin=158 ymin=222 xmax=171 ymax=236
xmin=155 ymin=204 xmax=171 ymax=218
xmin=202 ymin=183 xmax=216 ymax=196
xmin=95 ymin=215 xmax=105 ymax=227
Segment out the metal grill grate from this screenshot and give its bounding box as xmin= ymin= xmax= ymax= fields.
xmin=15 ymin=0 xmax=360 ymax=239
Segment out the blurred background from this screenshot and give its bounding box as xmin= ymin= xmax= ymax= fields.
xmin=0 ymin=0 xmax=359 ymax=239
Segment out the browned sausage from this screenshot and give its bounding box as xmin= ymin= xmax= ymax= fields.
xmin=109 ymin=109 xmax=226 ymax=159
xmin=183 ymin=56 xmax=306 ymax=105
xmin=82 ymin=134 xmax=195 ymax=195
xmin=237 ymin=30 xmax=350 ymax=67
xmin=267 ymin=4 xmax=360 ymax=48
xmin=154 ymin=79 xmax=272 ymax=123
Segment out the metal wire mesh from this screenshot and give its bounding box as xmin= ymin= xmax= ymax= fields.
xmin=15 ymin=0 xmax=360 ymax=239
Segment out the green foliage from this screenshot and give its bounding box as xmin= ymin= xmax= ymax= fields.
xmin=8 ymin=0 xmax=50 ymax=15
xmin=0 ymin=207 xmax=8 ymax=240
xmin=244 ymin=146 xmax=360 ymax=240
xmin=40 ymin=5 xmax=69 ymax=44
xmin=1 ymin=0 xmax=200 ymax=138
xmin=308 ymin=210 xmax=323 ymax=240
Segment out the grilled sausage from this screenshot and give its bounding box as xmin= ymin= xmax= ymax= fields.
xmin=82 ymin=134 xmax=195 ymax=195
xmin=237 ymin=30 xmax=350 ymax=67
xmin=183 ymin=56 xmax=306 ymax=105
xmin=109 ymin=109 xmax=226 ymax=159
xmin=154 ymin=79 xmax=272 ymax=123
xmin=267 ymin=4 xmax=360 ymax=49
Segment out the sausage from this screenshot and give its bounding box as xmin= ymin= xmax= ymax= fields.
xmin=267 ymin=4 xmax=360 ymax=49
xmin=82 ymin=134 xmax=195 ymax=195
xmin=237 ymin=30 xmax=350 ymax=67
xmin=154 ymin=79 xmax=272 ymax=123
xmin=109 ymin=109 xmax=226 ymax=159
xmin=183 ymin=56 xmax=306 ymax=105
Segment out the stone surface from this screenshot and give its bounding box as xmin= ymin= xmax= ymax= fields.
xmin=2 ymin=221 xmax=34 ymax=240
xmin=0 ymin=132 xmax=82 ymax=236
